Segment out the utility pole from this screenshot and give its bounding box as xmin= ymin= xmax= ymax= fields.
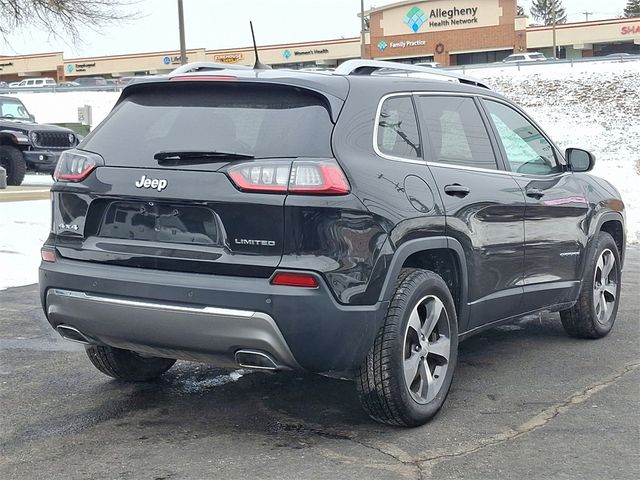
xmin=177 ymin=0 xmax=187 ymax=65
xmin=552 ymin=6 xmax=557 ymax=58
xmin=582 ymin=11 xmax=593 ymax=22
xmin=360 ymin=0 xmax=366 ymax=59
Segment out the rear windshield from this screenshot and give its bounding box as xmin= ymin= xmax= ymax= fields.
xmin=83 ymin=83 xmax=334 ymax=165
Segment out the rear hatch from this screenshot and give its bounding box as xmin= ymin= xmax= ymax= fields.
xmin=51 ymin=80 xmax=343 ymax=277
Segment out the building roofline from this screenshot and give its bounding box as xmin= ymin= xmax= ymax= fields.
xmin=527 ymin=17 xmax=640 ymax=32
xmin=364 ymin=0 xmax=426 ymax=16
xmin=207 ymin=37 xmax=360 ymax=55
xmin=0 ymin=51 xmax=63 ymax=60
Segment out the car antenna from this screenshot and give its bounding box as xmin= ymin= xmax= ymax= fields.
xmin=250 ymin=21 xmax=271 ymax=70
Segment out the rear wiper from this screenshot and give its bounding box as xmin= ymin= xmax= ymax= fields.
xmin=154 ymin=150 xmax=254 ymax=165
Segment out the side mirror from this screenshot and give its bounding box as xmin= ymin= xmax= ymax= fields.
xmin=566 ymin=148 xmax=595 ymax=172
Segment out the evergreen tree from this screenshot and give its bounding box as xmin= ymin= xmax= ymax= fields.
xmin=624 ymin=0 xmax=640 ymax=17
xmin=531 ymin=0 xmax=567 ymax=25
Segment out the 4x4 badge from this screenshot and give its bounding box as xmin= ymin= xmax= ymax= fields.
xmin=135 ymin=175 xmax=168 ymax=192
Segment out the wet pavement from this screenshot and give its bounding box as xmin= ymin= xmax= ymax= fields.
xmin=1 ymin=248 xmax=639 ymax=480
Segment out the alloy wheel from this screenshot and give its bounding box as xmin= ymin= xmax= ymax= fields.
xmin=403 ymin=295 xmax=451 ymax=404
xmin=593 ymin=248 xmax=618 ymax=325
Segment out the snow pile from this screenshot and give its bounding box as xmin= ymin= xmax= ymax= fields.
xmin=454 ymin=60 xmax=640 ymax=243
xmin=11 ymin=91 xmax=120 ymax=128
xmin=0 ymin=200 xmax=51 ymax=291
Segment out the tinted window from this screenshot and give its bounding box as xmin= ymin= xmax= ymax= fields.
xmin=485 ymin=100 xmax=559 ymax=175
xmin=83 ymin=83 xmax=334 ymax=167
xmin=376 ymin=96 xmax=421 ymax=160
xmin=416 ymin=96 xmax=497 ymax=170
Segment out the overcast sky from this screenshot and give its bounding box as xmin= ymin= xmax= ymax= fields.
xmin=1 ymin=0 xmax=630 ymax=58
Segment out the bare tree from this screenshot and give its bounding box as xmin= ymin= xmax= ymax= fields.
xmin=0 ymin=0 xmax=138 ymax=41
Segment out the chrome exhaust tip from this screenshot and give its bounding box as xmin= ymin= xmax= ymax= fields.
xmin=235 ymin=349 xmax=279 ymax=371
xmin=55 ymin=325 xmax=92 ymax=345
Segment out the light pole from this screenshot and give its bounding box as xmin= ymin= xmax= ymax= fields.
xmin=552 ymin=5 xmax=557 ymax=58
xmin=177 ymin=0 xmax=187 ymax=65
xmin=360 ymin=0 xmax=366 ymax=59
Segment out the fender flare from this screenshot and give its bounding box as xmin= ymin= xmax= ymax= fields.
xmin=0 ymin=130 xmax=29 ymax=145
xmin=589 ymin=211 xmax=626 ymax=266
xmin=377 ymin=236 xmax=469 ymax=325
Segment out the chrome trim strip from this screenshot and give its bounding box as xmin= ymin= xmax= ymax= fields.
xmin=49 ymin=289 xmax=255 ymax=318
xmin=373 ymin=92 xmax=427 ymax=165
xmin=372 ymin=91 xmax=567 ymax=175
xmin=425 ymin=160 xmax=511 ymax=176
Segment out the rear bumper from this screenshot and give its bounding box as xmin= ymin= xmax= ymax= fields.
xmin=40 ymin=256 xmax=388 ymax=373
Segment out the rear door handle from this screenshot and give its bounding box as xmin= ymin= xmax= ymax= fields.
xmin=526 ymin=188 xmax=545 ymax=199
xmin=444 ymin=184 xmax=470 ymax=198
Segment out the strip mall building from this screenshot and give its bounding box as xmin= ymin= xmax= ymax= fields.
xmin=0 ymin=0 xmax=638 ymax=81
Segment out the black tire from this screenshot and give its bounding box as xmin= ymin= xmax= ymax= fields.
xmin=0 ymin=145 xmax=27 ymax=186
xmin=85 ymin=345 xmax=176 ymax=381
xmin=356 ymin=268 xmax=459 ymax=427
xmin=560 ymin=232 xmax=621 ymax=339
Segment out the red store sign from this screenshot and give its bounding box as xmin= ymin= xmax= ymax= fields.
xmin=621 ymin=25 xmax=640 ymax=35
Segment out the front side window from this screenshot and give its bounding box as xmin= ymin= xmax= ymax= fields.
xmin=484 ymin=100 xmax=559 ymax=175
xmin=0 ymin=99 xmax=31 ymax=120
xmin=376 ymin=96 xmax=421 ymax=160
xmin=416 ymin=96 xmax=497 ymax=170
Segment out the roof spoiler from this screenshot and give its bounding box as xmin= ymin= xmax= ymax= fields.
xmin=169 ymin=62 xmax=253 ymax=76
xmin=333 ymin=59 xmax=490 ymax=89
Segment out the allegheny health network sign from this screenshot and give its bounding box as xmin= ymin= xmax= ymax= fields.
xmin=404 ymin=4 xmax=480 ymax=32
xmin=380 ymin=1 xmax=501 ymax=36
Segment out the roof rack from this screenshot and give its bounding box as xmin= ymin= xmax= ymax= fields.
xmin=169 ymin=62 xmax=253 ymax=76
xmin=333 ymin=59 xmax=490 ymax=89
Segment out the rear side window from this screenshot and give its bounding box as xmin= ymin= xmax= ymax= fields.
xmin=416 ymin=96 xmax=497 ymax=170
xmin=376 ymin=96 xmax=421 ymax=160
xmin=83 ymin=83 xmax=334 ymax=166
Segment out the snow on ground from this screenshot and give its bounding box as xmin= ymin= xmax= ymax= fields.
xmin=22 ymin=174 xmax=55 ymax=187
xmin=0 ymin=200 xmax=50 ymax=291
xmin=453 ymin=60 xmax=640 ymax=244
xmin=0 ymin=60 xmax=638 ymax=290
xmin=10 ymin=91 xmax=120 ymax=127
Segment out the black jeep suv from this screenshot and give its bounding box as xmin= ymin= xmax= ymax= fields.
xmin=39 ymin=61 xmax=626 ymax=427
xmin=0 ymin=96 xmax=79 ymax=185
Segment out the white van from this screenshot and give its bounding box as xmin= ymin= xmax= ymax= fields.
xmin=503 ymin=52 xmax=547 ymax=63
xmin=15 ymin=77 xmax=56 ymax=88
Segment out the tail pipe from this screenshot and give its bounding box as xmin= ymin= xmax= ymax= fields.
xmin=55 ymin=325 xmax=93 ymax=345
xmin=234 ymin=349 xmax=279 ymax=371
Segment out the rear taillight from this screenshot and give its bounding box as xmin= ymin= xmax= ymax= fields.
xmin=54 ymin=150 xmax=104 ymax=182
xmin=41 ymin=247 xmax=56 ymax=263
xmin=271 ymin=272 xmax=319 ymax=288
xmin=227 ymin=159 xmax=350 ymax=195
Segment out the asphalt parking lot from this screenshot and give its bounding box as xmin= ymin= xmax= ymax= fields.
xmin=1 ymin=249 xmax=638 ymax=480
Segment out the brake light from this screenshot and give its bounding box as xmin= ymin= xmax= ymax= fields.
xmin=54 ymin=150 xmax=104 ymax=182
xmin=271 ymin=272 xmax=319 ymax=288
xmin=227 ymin=159 xmax=350 ymax=195
xmin=170 ymin=75 xmax=237 ymax=81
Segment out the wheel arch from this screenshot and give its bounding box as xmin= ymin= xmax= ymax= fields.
xmin=0 ymin=131 xmax=28 ymax=147
xmin=591 ymin=212 xmax=625 ymax=268
xmin=378 ymin=237 xmax=469 ymax=327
